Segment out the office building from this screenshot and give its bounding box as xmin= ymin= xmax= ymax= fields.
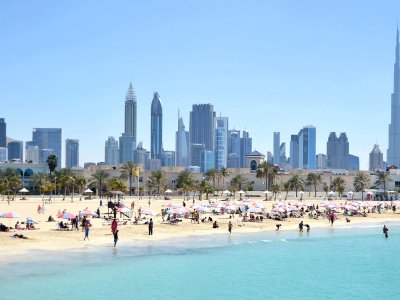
xmin=7 ymin=140 xmax=23 ymax=161
xmin=124 ymin=83 xmax=137 ymax=147
xmin=298 ymin=125 xmax=316 ymax=169
xmin=0 ymin=118 xmax=6 ymax=148
xmin=105 ymin=136 xmax=119 ymax=166
xmin=327 ymin=132 xmax=349 ymax=169
xmin=25 ymin=143 xmax=39 ymax=164
xmin=214 ymin=117 xmax=228 ymax=169
xmin=388 ymin=27 xmax=400 ymax=167
xmin=190 ymin=143 xmax=205 ymax=168
xmin=316 ymin=153 xmax=327 ymax=170
xmin=151 ymin=92 xmax=163 ymax=160
xmin=289 ymin=135 xmax=299 ymax=169
xmin=134 ymin=142 xmax=150 ymax=170
xmin=273 ymin=132 xmax=280 ymax=165
xmin=175 ymin=112 xmax=189 ymax=167
xmin=349 ymin=154 xmax=360 ymax=171
xmin=189 ymin=104 xmax=215 ymax=165
xmin=119 ymin=133 xmax=134 ymax=163
xmin=162 ymin=151 xmax=175 ymax=167
xmin=202 ymin=150 xmax=214 ymax=173
xmin=369 ymin=144 xmax=384 ymax=171
xmin=65 ymin=139 xmax=79 ymax=168
xmin=32 ymin=128 xmax=62 ymax=164
xmin=240 ymin=130 xmax=252 ymax=168
xmin=0 ymin=147 xmax=6 ymax=162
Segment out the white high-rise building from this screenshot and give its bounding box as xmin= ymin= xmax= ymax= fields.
xmin=214 ymin=117 xmax=228 ymax=169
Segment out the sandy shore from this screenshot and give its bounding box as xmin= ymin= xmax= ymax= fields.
xmin=0 ymin=195 xmax=399 ymax=263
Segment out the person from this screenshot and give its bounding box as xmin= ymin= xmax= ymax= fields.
xmin=81 ymin=216 xmax=87 ymax=232
xmin=84 ymin=221 xmax=91 ymax=240
xmin=228 ymin=221 xmax=233 ymax=234
xmin=276 ymin=224 xmax=281 ymax=231
xmin=148 ymin=218 xmax=153 ymax=235
xmin=148 ymin=199 xmax=151 ymax=207
xmin=96 ymin=208 xmax=101 ymax=218
xmin=299 ymin=221 xmax=304 ymax=232
xmin=111 ymin=219 xmax=118 ymax=235
xmin=48 ymin=215 xmax=55 ymax=222
xmin=114 ymin=229 xmax=119 ymax=247
xmin=11 ymin=234 xmax=28 ymax=239
xmin=183 ymin=201 xmax=186 ymax=207
xmin=346 ymin=217 xmax=351 ymax=223
xmin=37 ymin=205 xmax=41 ymax=214
xmin=99 ymin=199 xmax=103 ymax=207
xmin=305 ymin=224 xmax=310 ymax=232
xmin=212 ymin=221 xmax=219 ymax=228
xmin=330 ymin=214 xmax=335 ymax=226
xmin=131 ymin=201 xmax=135 ymax=210
xmin=383 ymin=225 xmax=389 ymax=238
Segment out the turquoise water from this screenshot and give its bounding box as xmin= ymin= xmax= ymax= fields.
xmin=1 ymin=223 xmax=399 ymax=300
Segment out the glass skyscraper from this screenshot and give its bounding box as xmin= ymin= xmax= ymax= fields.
xmin=240 ymin=130 xmax=252 ymax=168
xmin=65 ymin=139 xmax=79 ymax=168
xmin=289 ymin=135 xmax=299 ymax=169
xmin=298 ymin=125 xmax=316 ymax=169
xmin=189 ymin=104 xmax=215 ymax=166
xmin=150 ymin=92 xmax=163 ymax=160
xmin=214 ymin=117 xmax=228 ymax=169
xmin=32 ymin=128 xmax=62 ymax=164
xmin=175 ymin=112 xmax=189 ymax=167
xmin=119 ymin=133 xmax=134 ymax=163
xmin=327 ymin=132 xmax=349 ymax=170
xmin=124 ymin=83 xmax=137 ymax=148
xmin=7 ymin=141 xmax=23 ymax=161
xmin=0 ymin=118 xmax=6 ymax=148
xmin=273 ymin=132 xmax=280 ymax=165
xmin=105 ymin=136 xmax=119 ymax=165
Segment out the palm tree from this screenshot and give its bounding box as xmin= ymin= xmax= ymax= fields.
xmin=271 ymin=183 xmax=280 ymax=200
xmin=332 ymin=177 xmax=346 ymax=199
xmin=149 ymin=170 xmax=167 ymax=196
xmin=306 ymin=172 xmax=322 ymax=197
xmin=283 ymin=181 xmax=290 ymax=200
xmin=75 ymin=176 xmax=87 ymax=200
xmin=353 ymin=172 xmax=369 ymax=200
xmin=220 ymin=167 xmax=229 ymax=191
xmin=120 ymin=161 xmax=140 ymax=196
xmin=176 ymin=170 xmax=195 ymax=200
xmin=374 ymin=171 xmax=393 ymax=198
xmin=107 ymin=177 xmax=128 ymax=193
xmin=256 ymin=161 xmax=276 ymax=190
xmin=1 ymin=168 xmax=21 ymax=199
xmin=198 ymin=179 xmax=212 ymax=200
xmin=230 ymin=174 xmax=247 ymax=198
xmin=46 ymin=154 xmax=58 ymax=175
xmin=30 ymin=172 xmax=48 ymax=195
xmin=322 ymin=182 xmax=329 ymax=199
xmin=288 ymin=174 xmax=303 ymax=197
xmin=204 ymin=168 xmax=218 ymax=190
xmin=90 ymin=170 xmax=110 ymax=198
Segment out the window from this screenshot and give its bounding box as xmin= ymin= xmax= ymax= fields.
xmin=250 ymin=160 xmax=257 ymax=171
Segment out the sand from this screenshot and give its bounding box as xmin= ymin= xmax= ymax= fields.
xmin=0 ymin=195 xmax=398 ymax=263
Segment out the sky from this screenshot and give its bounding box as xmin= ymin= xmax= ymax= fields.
xmin=1 ymin=0 xmax=400 ymax=169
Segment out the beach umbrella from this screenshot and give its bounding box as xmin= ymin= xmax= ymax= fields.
xmin=19 ymin=188 xmax=29 ymax=193
xmin=164 ymin=189 xmax=173 ymax=194
xmin=238 ymin=190 xmax=245 ymax=194
xmin=0 ymin=212 xmax=21 ymax=218
xmin=248 ymin=207 xmax=262 ymax=213
xmin=141 ymin=209 xmax=157 ymax=216
xmin=80 ymin=210 xmax=99 ymax=217
xmin=84 ymin=189 xmax=93 ymax=193
xmin=26 ymin=217 xmax=37 ymax=224
xmin=272 ymin=207 xmax=285 ymax=213
xmin=243 ymin=198 xmax=251 ymax=202
xmin=226 ymin=205 xmax=237 ymax=211
xmin=344 ymin=205 xmax=357 ymax=211
xmin=222 ymin=190 xmax=231 ymax=194
xmin=118 ymin=207 xmax=131 ymax=213
xmin=58 ymin=212 xmax=76 ymax=220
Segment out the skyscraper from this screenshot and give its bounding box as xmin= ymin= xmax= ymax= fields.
xmin=369 ymin=143 xmax=384 ymax=171
xmin=65 ymin=139 xmax=79 ymax=168
xmin=214 ymin=116 xmax=228 ymax=169
xmin=151 ymin=92 xmax=163 ymax=160
xmin=228 ymin=130 xmax=241 ymax=168
xmin=25 ymin=142 xmax=39 ymax=163
xmin=189 ymin=104 xmax=215 ymax=166
xmin=279 ymin=142 xmax=286 ymax=168
xmin=175 ymin=112 xmax=189 ymax=167
xmin=349 ymin=154 xmax=359 ymax=171
xmin=388 ymin=27 xmax=400 ymax=167
xmin=298 ymin=125 xmax=316 ymax=169
xmin=240 ymin=130 xmax=252 ymax=168
xmin=162 ymin=150 xmax=176 ymax=167
xmin=105 ymin=136 xmax=119 ymax=165
xmin=7 ymin=140 xmax=23 ymax=161
xmin=273 ymin=132 xmax=280 ymax=165
xmin=124 ymin=83 xmax=137 ymax=148
xmin=32 ymin=128 xmax=62 ymax=164
xmin=0 ymin=118 xmax=6 ymax=148
xmin=289 ymin=135 xmax=299 ymax=169
xmin=119 ymin=133 xmax=134 ymax=163
xmin=316 ymin=153 xmax=327 ymax=170
xmin=327 ymin=132 xmax=349 ymax=169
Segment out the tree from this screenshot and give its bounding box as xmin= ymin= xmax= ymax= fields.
xmin=46 ymin=155 xmax=58 ymax=175
xmin=306 ymin=172 xmax=322 ymax=197
xmin=288 ymin=174 xmax=303 ymax=197
xmin=220 ymin=167 xmax=230 ymax=191
xmin=374 ymin=171 xmax=393 ymax=199
xmin=149 ymin=170 xmax=167 ymax=196
xmin=176 ymin=170 xmax=195 ymax=200
xmin=271 ymin=183 xmax=280 ymax=200
xmin=107 ymin=177 xmax=128 ymax=193
xmin=283 ymin=181 xmax=290 ymax=200
xmin=75 ymin=176 xmax=87 ymax=200
xmin=230 ymin=174 xmax=247 ymax=198
xmin=204 ymin=168 xmax=218 ymax=190
xmin=90 ymin=170 xmax=110 ymax=198
xmin=256 ymin=161 xmax=277 ymax=190
xmin=30 ymin=172 xmax=48 ymax=195
xmin=198 ymin=179 xmax=212 ymax=200
xmin=1 ymin=168 xmax=21 ymax=199
xmin=353 ymin=172 xmax=369 ymax=200
xmin=322 ymin=182 xmax=329 ymax=199
xmin=332 ymin=177 xmax=346 ymax=199
xmin=121 ymin=161 xmax=140 ymax=196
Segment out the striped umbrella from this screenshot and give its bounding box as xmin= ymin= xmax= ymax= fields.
xmin=0 ymin=211 xmax=21 ymax=218
xmin=58 ymin=212 xmax=76 ymax=220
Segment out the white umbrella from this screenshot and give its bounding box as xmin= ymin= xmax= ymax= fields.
xmin=19 ymin=188 xmax=29 ymax=193
xmin=118 ymin=207 xmax=131 ymax=213
xmin=84 ymin=189 xmax=93 ymax=193
xmin=238 ymin=190 xmax=245 ymax=194
xmin=222 ymin=190 xmax=231 ymax=194
xmin=165 ymin=189 xmax=173 ymax=194
xmin=263 ymin=190 xmax=271 ymax=194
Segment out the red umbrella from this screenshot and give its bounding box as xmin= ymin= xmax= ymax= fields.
xmin=0 ymin=211 xmax=21 ymax=218
xmin=58 ymin=212 xmax=76 ymax=220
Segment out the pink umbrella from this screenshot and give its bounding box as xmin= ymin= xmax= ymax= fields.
xmin=0 ymin=211 xmax=21 ymax=218
xmin=58 ymin=212 xmax=76 ymax=220
xmin=273 ymin=207 xmax=285 ymax=213
xmin=141 ymin=209 xmax=157 ymax=216
xmin=80 ymin=210 xmax=99 ymax=217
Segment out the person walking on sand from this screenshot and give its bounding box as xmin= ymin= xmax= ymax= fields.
xmin=83 ymin=220 xmax=91 ymax=241
xmin=228 ymin=221 xmax=233 ymax=234
xmin=383 ymin=225 xmax=389 ymax=238
xmin=111 ymin=219 xmax=118 ymax=235
xmin=114 ymin=229 xmax=119 ymax=247
xmin=148 ymin=218 xmax=153 ymax=235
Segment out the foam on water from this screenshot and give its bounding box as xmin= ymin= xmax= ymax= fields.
xmin=1 ymin=224 xmax=400 ymax=300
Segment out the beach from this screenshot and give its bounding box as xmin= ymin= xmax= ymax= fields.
xmin=0 ymin=195 xmax=399 ymax=264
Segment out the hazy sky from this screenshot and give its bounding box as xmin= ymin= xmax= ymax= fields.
xmin=2 ymin=0 xmax=400 ymax=169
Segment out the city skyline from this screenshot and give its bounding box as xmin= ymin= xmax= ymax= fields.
xmin=2 ymin=1 xmax=400 ymax=169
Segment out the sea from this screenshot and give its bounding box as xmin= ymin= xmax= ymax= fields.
xmin=1 ymin=222 xmax=399 ymax=300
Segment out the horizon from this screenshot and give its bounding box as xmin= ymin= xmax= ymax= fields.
xmin=2 ymin=1 xmax=400 ymax=169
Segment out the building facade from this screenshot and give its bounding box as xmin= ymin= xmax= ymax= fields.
xmin=369 ymin=144 xmax=384 ymax=171
xmin=31 ymin=128 xmax=62 ymax=164
xmin=0 ymin=118 xmax=6 ymax=148
xmin=175 ymin=113 xmax=189 ymax=167
xmin=240 ymin=130 xmax=252 ymax=168
xmin=298 ymin=125 xmax=316 ymax=169
xmin=124 ymin=83 xmax=137 ymax=148
xmin=289 ymin=134 xmax=299 ymax=169
xmin=327 ymin=132 xmax=349 ymax=170
xmin=214 ymin=117 xmax=228 ymax=169
xmin=7 ymin=140 xmax=23 ymax=161
xmin=151 ymin=92 xmax=163 ymax=160
xmin=65 ymin=139 xmax=79 ymax=168
xmin=105 ymin=136 xmax=119 ymax=166
xmin=316 ymin=153 xmax=327 ymax=170
xmin=273 ymin=132 xmax=280 ymax=165
xmin=119 ymin=133 xmax=134 ymax=163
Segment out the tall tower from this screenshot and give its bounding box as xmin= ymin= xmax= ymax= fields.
xmin=298 ymin=125 xmax=316 ymax=170
xmin=151 ymin=92 xmax=163 ymax=159
xmin=124 ymin=83 xmax=137 ymax=148
xmin=388 ymin=27 xmax=400 ymax=167
xmin=65 ymin=139 xmax=79 ymax=168
xmin=214 ymin=116 xmax=228 ymax=169
xmin=175 ymin=111 xmax=189 ymax=167
xmin=0 ymin=118 xmax=6 ymax=148
xmin=32 ymin=128 xmax=62 ymax=165
xmin=273 ymin=132 xmax=280 ymax=165
xmin=105 ymin=136 xmax=119 ymax=165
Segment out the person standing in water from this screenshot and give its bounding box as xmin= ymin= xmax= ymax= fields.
xmin=383 ymin=225 xmax=389 ymax=238
xmin=148 ymin=218 xmax=153 ymax=235
xmin=299 ymin=221 xmax=304 ymax=232
xmin=228 ymin=221 xmax=233 ymax=234
xmin=114 ymin=229 xmax=119 ymax=247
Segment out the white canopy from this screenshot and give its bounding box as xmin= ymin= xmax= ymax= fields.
xmin=238 ymin=190 xmax=245 ymax=194
xmin=19 ymin=188 xmax=29 ymax=193
xmin=263 ymin=190 xmax=271 ymax=194
xmin=84 ymin=189 xmax=93 ymax=193
xmin=165 ymin=189 xmax=173 ymax=193
xmin=222 ymin=190 xmax=231 ymax=194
